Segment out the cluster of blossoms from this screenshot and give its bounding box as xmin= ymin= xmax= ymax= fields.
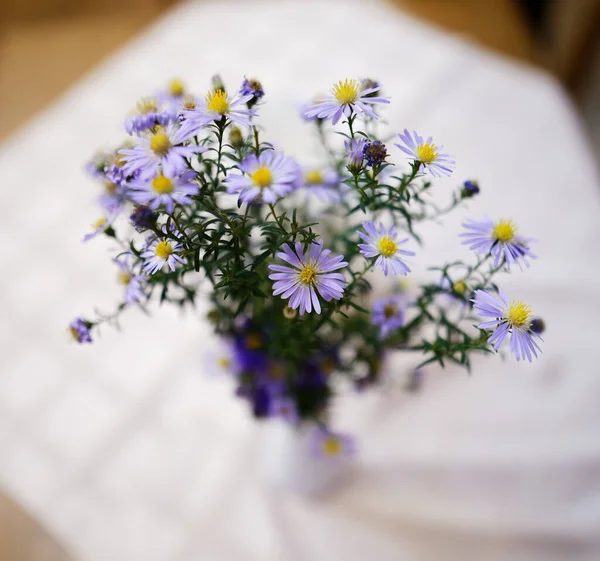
xmin=71 ymin=75 xmax=544 ymax=458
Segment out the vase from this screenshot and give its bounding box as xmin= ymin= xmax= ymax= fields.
xmin=259 ymin=420 xmax=352 ymax=496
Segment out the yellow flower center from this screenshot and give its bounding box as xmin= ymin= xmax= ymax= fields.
xmin=383 ymin=303 xmax=398 ymax=318
xmin=136 ymin=97 xmax=158 ymax=114
xmin=269 ymin=363 xmax=287 ymax=380
xmin=149 ymin=132 xmax=171 ymax=156
xmin=69 ymin=327 xmax=80 ymax=341
xmin=249 ymin=166 xmax=273 ymax=188
xmin=322 ymin=437 xmax=342 ymax=457
xmin=155 ymin=240 xmax=173 ymax=259
xmin=217 ymin=356 xmax=231 ymax=369
xmin=168 ymin=79 xmax=185 ymax=97
xmin=453 ymin=281 xmax=466 ymax=294
xmin=299 ymin=265 xmax=318 ymax=285
xmin=377 ymin=236 xmax=398 ymax=257
xmin=416 ymin=142 xmax=439 ymax=164
xmin=117 ymin=271 xmax=132 ymax=285
xmin=493 ymin=219 xmax=517 ymax=243
xmin=305 ymin=169 xmax=323 ymax=185
xmin=206 ymin=89 xmax=230 ymax=114
xmin=151 ymin=175 xmax=174 ymax=194
xmin=105 ymin=182 xmax=118 ymax=195
xmin=506 ymin=300 xmax=532 ymax=329
xmin=114 ymin=153 xmax=127 ymax=167
xmin=246 ymin=333 xmax=262 ymax=350
xmin=182 ymin=94 xmax=197 ymax=110
xmin=321 ymin=358 xmax=336 ymax=374
xmin=93 ymin=217 xmax=106 ymax=230
xmin=332 ymin=79 xmax=360 ymax=105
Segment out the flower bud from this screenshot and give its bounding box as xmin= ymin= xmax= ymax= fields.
xmin=361 ymin=78 xmax=381 ymax=97
xmin=461 ymin=179 xmax=480 ymax=198
xmin=130 ymin=205 xmax=157 ymax=233
xmin=363 ymin=140 xmax=388 ymax=167
xmin=240 ymin=77 xmax=265 ymax=109
xmin=229 ymin=126 xmax=244 ymax=149
xmin=211 ymin=74 xmax=226 ymax=93
xmin=530 ymin=318 xmax=545 ymax=334
xmin=283 ymin=306 xmax=297 ymax=319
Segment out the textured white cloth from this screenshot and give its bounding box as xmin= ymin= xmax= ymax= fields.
xmin=1 ymin=1 xmax=600 ymax=560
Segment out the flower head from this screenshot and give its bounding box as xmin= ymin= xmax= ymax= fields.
xmin=69 ymin=318 xmax=92 ymax=343
xmin=303 ymin=78 xmax=390 ymax=125
xmin=119 ymin=124 xmax=206 ymax=179
xmin=225 ymin=150 xmax=300 ymax=204
xmin=125 ymin=97 xmax=173 ymax=135
xmin=395 ymin=129 xmax=455 ymax=177
xmin=472 ymin=289 xmax=542 ymax=362
xmin=358 ymin=221 xmax=414 ymax=276
xmin=372 ymin=294 xmax=406 ymax=338
xmin=130 ymin=169 xmax=199 ymax=213
xmin=85 ymin=151 xmax=111 ymax=178
xmin=301 ymin=168 xmax=341 ymax=201
xmin=129 ymin=205 xmax=157 ymax=232
xmin=99 ymin=180 xmax=129 ymax=215
xmin=239 ymin=77 xmax=265 ymax=108
xmin=268 ymin=241 xmax=347 ymax=315
xmin=113 ymin=256 xmax=146 ymax=304
xmin=530 ymin=318 xmax=545 ymax=334
xmin=363 ymin=140 xmax=388 ymax=167
xmin=82 ymin=216 xmax=113 ymax=242
xmin=461 ymin=179 xmax=480 ymax=198
xmin=345 ymin=137 xmax=367 ymax=173
xmin=460 ymin=216 xmax=537 ymax=269
xmin=179 ymin=87 xmax=254 ymax=135
xmin=141 ymin=229 xmax=185 ymax=274
xmin=158 ymin=78 xmax=187 ymax=111
xmin=310 ymin=427 xmax=355 ymax=461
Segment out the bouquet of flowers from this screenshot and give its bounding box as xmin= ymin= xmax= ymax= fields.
xmin=71 ymin=75 xmax=544 ymax=457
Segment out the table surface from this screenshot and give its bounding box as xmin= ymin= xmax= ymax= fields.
xmin=1 ymin=1 xmax=600 ymax=560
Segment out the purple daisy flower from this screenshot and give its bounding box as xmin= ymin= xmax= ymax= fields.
xmin=358 ymin=221 xmax=414 ymax=276
xmin=69 ymin=318 xmax=92 ymax=343
xmin=82 ymin=215 xmax=113 ymax=242
xmin=99 ymin=180 xmax=129 ymax=215
xmin=310 ymin=427 xmax=356 ymax=461
xmin=225 ymin=150 xmax=300 ymax=204
xmin=130 ymin=169 xmax=198 ymax=213
xmin=129 ymin=205 xmax=157 ymax=233
xmin=395 ymin=129 xmax=455 ymax=177
xmin=85 ymin=151 xmax=110 ymax=178
xmin=113 ymin=256 xmax=146 ymax=304
xmin=141 ymin=230 xmax=185 ymax=275
xmin=119 ymin=124 xmax=206 ymax=180
xmin=157 ymin=79 xmax=187 ymax=113
xmin=460 ymin=216 xmax=537 ymax=270
xmin=372 ymin=294 xmax=406 ymax=338
xmin=345 ymin=137 xmax=367 ymax=173
xmin=303 ymin=78 xmax=390 ymax=125
xmin=124 ymin=97 xmax=173 ymax=135
xmin=239 ymin=77 xmax=265 ymax=108
xmin=179 ymin=88 xmax=254 ymax=135
xmin=268 ymin=241 xmax=348 ymax=315
xmin=472 ymin=289 xmax=542 ymax=362
xmin=301 ymin=168 xmax=341 ymax=201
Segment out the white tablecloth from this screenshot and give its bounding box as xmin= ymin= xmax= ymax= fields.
xmin=1 ymin=1 xmax=600 ymax=560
